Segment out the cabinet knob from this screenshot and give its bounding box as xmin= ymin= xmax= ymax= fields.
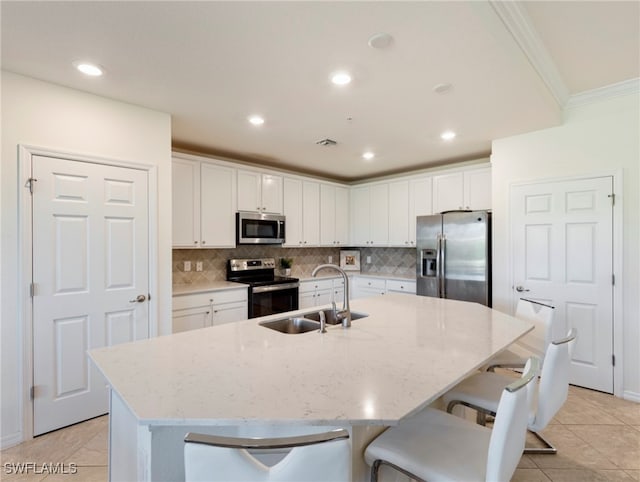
xmin=404 ymin=241 xmax=408 ymax=245
xmin=257 ymin=207 xmax=261 ymax=211
xmin=299 ymin=241 xmax=303 ymax=245
xmin=202 ymin=240 xmax=206 ymax=244
xmin=304 ymin=241 xmax=307 ymax=244
xmin=194 ymin=241 xmax=198 ymax=244
xmin=263 ymin=206 xmax=267 ymax=210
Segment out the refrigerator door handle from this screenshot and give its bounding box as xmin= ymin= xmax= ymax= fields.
xmin=436 ymin=234 xmax=442 ymax=297
xmin=440 ymin=234 xmax=447 ymax=298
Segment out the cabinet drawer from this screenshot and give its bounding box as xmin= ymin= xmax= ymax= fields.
xmin=386 ymin=279 xmax=416 ymax=294
xmin=173 ymin=288 xmax=247 ymax=311
xmin=299 ymin=278 xmax=334 ymax=293
xmin=354 ymin=277 xmax=386 ymax=290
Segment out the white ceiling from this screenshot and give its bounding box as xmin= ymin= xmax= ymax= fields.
xmin=2 ymin=1 xmax=638 ymax=181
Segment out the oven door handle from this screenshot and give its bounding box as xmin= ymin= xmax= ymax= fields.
xmin=252 ymin=283 xmax=299 ymax=294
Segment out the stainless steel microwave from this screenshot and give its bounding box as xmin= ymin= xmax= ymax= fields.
xmin=236 ymin=212 xmax=286 ymax=245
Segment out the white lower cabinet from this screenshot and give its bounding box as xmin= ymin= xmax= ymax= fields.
xmin=386 ymin=279 xmax=417 ymax=295
xmin=172 ymin=288 xmax=248 ymax=333
xmin=299 ymin=278 xmax=340 ymax=309
xmin=351 ymin=277 xmax=416 ymax=299
xmin=352 ymin=277 xmax=386 ymax=299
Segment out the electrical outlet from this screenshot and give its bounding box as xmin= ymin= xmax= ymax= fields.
xmin=196 ymin=261 xmax=203 ymax=272
xmin=328 ymin=255 xmax=333 ymax=263
xmin=183 ymin=261 xmax=191 ymax=272
xmin=366 ymin=256 xmax=372 ymax=264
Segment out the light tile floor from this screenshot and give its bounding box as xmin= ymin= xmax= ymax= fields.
xmin=1 ymin=384 xmax=638 ymax=481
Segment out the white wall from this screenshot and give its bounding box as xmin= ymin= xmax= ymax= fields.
xmin=1 ymin=72 xmax=173 ymax=446
xmin=491 ymin=92 xmax=640 ymax=400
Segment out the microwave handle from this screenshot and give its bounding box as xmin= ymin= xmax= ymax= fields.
xmin=278 ymin=220 xmax=285 ymax=241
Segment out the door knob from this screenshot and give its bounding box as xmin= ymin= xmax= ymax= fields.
xmin=129 ymin=294 xmax=147 ymax=303
xmin=515 ymin=286 xmax=530 ymax=292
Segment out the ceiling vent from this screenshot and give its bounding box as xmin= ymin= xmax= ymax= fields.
xmin=315 ymin=138 xmax=337 ymax=146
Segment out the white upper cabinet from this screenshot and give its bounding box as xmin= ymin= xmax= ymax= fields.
xmin=350 ymin=184 xmax=389 ymax=246
xmin=283 ymin=178 xmax=303 ymax=246
xmin=200 ymin=163 xmax=236 ymax=247
xmin=334 ymin=187 xmax=349 ymax=245
xmin=409 ymin=177 xmax=433 ymax=243
xmin=463 ymin=168 xmax=491 ymax=211
xmin=302 ymin=181 xmax=320 ymax=246
xmin=172 ymin=157 xmax=200 ymax=247
xmin=388 ymin=180 xmax=410 ymax=246
xmin=433 ymin=167 xmax=491 ymax=213
xmin=320 ymin=184 xmax=349 ymax=246
xmin=389 ymin=177 xmax=432 ymax=246
xmin=237 ymin=170 xmax=283 ymax=214
xmin=172 ymin=156 xmax=236 ymax=248
xmin=283 ymin=178 xmax=320 ymax=246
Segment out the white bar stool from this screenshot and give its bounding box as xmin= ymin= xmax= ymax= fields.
xmin=364 ymin=357 xmax=540 ymax=482
xmin=486 ymin=297 xmax=555 ymax=371
xmin=445 ymin=329 xmax=577 ymax=454
xmin=184 ymin=429 xmax=350 ymax=481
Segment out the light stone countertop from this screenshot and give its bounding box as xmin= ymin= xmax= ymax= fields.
xmin=172 ymin=280 xmax=247 ymax=295
xmin=90 ymin=294 xmax=532 ymax=427
xmin=172 ymin=273 xmax=415 ymax=295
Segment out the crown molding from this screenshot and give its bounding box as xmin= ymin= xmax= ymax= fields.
xmin=565 ymin=78 xmax=640 ymax=109
xmin=489 ymin=0 xmax=570 ymax=107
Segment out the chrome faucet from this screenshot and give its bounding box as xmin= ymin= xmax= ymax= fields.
xmin=311 ymin=264 xmax=351 ymax=327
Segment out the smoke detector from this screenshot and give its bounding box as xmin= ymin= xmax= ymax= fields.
xmin=315 ymin=138 xmax=337 ymax=146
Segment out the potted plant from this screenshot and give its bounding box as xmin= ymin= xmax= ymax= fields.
xmin=279 ymin=257 xmax=293 ymax=276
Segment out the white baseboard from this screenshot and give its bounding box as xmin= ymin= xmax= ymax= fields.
xmin=1 ymin=431 xmax=24 ymax=450
xmin=623 ymin=390 xmax=640 ymax=403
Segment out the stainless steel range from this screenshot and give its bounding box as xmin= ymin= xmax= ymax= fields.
xmin=227 ymin=258 xmax=299 ymax=318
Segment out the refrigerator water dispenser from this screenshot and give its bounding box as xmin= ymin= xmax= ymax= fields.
xmin=421 ymin=249 xmax=437 ymax=277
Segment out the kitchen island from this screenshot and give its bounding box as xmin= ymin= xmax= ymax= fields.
xmin=89 ymin=294 xmax=532 ymax=481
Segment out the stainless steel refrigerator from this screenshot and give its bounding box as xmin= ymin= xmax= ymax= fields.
xmin=416 ymin=211 xmax=491 ymax=306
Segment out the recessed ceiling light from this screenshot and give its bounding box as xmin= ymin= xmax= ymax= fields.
xmin=368 ymin=32 xmax=393 ymax=49
xmin=248 ymin=115 xmax=265 ymax=126
xmin=362 ymin=151 xmax=375 ymax=160
xmin=73 ymin=61 xmax=103 ymax=77
xmin=433 ymin=83 xmax=453 ymax=94
xmin=331 ymin=72 xmax=352 ymax=86
xmin=441 ymin=131 xmax=456 ymax=141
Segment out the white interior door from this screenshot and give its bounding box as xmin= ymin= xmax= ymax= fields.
xmin=32 ymin=155 xmax=149 ymax=435
xmin=511 ymin=176 xmax=614 ymax=393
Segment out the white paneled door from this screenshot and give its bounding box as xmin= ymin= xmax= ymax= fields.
xmin=32 ymin=156 xmax=149 ymax=435
xmin=511 ymin=176 xmax=614 ymax=393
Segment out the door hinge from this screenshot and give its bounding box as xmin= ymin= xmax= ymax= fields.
xmin=612 ymin=354 xmax=616 ymax=367
xmin=29 ymin=283 xmax=36 ymax=297
xmin=612 ymin=274 xmax=615 ymax=286
xmin=30 ymin=386 xmax=35 ymax=400
xmin=25 ymin=178 xmax=37 ymax=194
xmin=608 ymin=193 xmax=615 ymax=206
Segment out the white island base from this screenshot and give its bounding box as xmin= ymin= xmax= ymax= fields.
xmin=92 ymin=294 xmax=533 ymax=481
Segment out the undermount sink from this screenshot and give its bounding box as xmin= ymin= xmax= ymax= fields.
xmin=259 ymin=317 xmax=320 ymax=334
xmin=303 ymin=310 xmax=369 ymax=325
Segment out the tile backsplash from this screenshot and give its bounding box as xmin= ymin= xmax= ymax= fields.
xmin=173 ymin=247 xmax=417 ymax=284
